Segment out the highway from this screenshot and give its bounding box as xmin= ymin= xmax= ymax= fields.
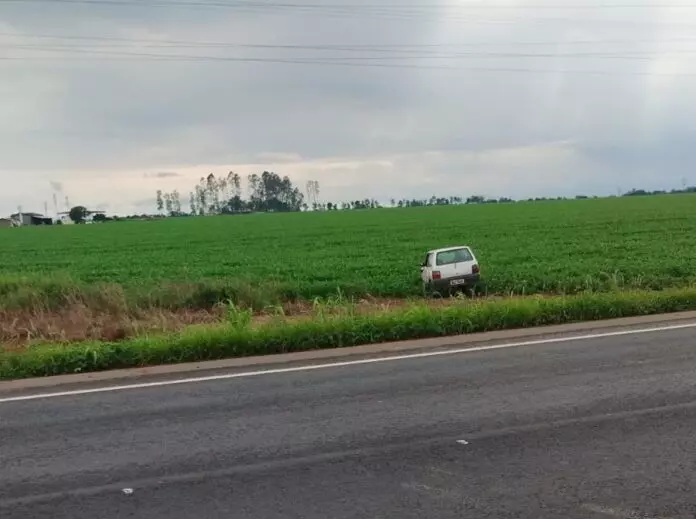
xmin=3 ymin=321 xmax=696 ymax=518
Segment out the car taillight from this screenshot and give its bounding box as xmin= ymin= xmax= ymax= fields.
xmin=432 ymin=271 xmax=442 ymax=280
xmin=472 ymin=264 xmax=480 ymax=274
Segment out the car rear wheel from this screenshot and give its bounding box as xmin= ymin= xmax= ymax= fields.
xmin=423 ymin=281 xmax=443 ymax=298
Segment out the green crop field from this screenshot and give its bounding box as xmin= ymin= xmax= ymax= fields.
xmin=1 ymin=195 xmax=695 ymax=309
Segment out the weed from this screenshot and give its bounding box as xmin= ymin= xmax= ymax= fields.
xmin=3 ymin=286 xmax=696 ymax=380
xmin=221 ymin=300 xmax=253 ymax=330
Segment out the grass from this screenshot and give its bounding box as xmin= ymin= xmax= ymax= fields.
xmin=1 ymin=195 xmax=696 ymax=312
xmin=2 ymin=286 xmax=696 ymax=380
xmin=1 ymin=195 xmax=695 ymax=375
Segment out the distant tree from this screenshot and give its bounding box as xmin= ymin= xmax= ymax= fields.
xmin=243 ymin=171 xmax=304 ymax=212
xmin=247 ymin=173 xmax=262 ymax=210
xmin=223 ymin=171 xmax=233 ymax=199
xmin=156 ymin=190 xmax=164 ymax=213
xmin=148 ymin=170 xmax=313 ymax=217
xmin=217 ymin=177 xmax=228 ymax=209
xmin=171 ymin=190 xmax=182 ymax=214
xmin=164 ymin=193 xmax=173 ymax=215
xmin=206 ymin=173 xmax=219 ymax=213
xmin=623 ymin=189 xmax=648 ymax=197
xmin=306 ymin=180 xmax=320 ymax=207
xmin=195 ymin=183 xmax=207 ymax=216
xmin=224 ymin=195 xmax=246 ymax=213
xmin=194 ymin=178 xmax=209 ymax=214
xmin=69 ymin=206 xmax=88 ymax=224
xmin=228 ymin=171 xmax=242 ymax=199
xmin=93 ymin=213 xmax=108 ymax=222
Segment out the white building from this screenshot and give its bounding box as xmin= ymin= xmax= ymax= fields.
xmin=56 ymin=210 xmax=106 ymax=224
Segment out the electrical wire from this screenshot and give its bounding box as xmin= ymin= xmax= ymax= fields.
xmin=4 ymin=0 xmax=696 ymax=7
xmin=4 ymin=5 xmax=696 ymax=73
xmin=2 ymin=45 xmax=696 ymax=76
xmin=6 ymin=0 xmax=696 ymax=31
xmin=6 ymin=31 xmax=696 ymax=49
xmin=7 ymin=43 xmax=696 ymax=60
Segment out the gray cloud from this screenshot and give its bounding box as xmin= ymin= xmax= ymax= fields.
xmin=144 ymin=172 xmax=181 ymax=178
xmin=1 ymin=2 xmax=696 ymax=214
xmin=132 ymin=198 xmax=157 ymax=210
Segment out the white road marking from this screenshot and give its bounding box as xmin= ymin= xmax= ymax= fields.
xmin=1 ymin=321 xmax=695 ymax=404
xmin=121 ymin=488 xmax=134 ymax=496
xmin=456 ymin=440 xmax=469 ymax=445
xmin=401 ymin=483 xmax=435 ymax=492
xmin=582 ymin=503 xmax=679 ymax=519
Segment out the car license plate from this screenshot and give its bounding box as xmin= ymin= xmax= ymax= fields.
xmin=450 ymin=279 xmax=466 ymax=286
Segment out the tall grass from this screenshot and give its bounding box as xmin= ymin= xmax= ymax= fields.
xmin=0 ymin=271 xmax=690 ymax=316
xmin=2 ymin=286 xmax=696 ymax=380
xmin=0 ymin=275 xmax=293 ymax=313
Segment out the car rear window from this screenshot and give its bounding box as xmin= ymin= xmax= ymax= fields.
xmin=436 ymin=248 xmax=473 ymax=266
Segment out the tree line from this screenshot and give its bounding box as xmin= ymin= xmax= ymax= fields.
xmin=157 ymin=171 xmax=305 ymax=216
xmin=153 ymin=171 xmax=696 ymax=218
xmin=153 ymin=171 xmax=516 ymax=216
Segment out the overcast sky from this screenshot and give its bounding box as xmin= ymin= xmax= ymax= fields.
xmin=1 ymin=0 xmax=696 ymax=215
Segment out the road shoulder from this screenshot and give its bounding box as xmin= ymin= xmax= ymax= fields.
xmin=2 ymin=310 xmax=696 ymax=394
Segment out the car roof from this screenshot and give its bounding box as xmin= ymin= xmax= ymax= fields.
xmin=427 ymin=246 xmax=473 ymax=254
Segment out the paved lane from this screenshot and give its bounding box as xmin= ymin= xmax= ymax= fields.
xmin=2 ymin=324 xmax=696 ymax=518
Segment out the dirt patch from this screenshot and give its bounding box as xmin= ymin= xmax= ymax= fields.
xmin=0 ymin=305 xmax=224 ymax=351
xmin=0 ymin=294 xmax=492 ymax=351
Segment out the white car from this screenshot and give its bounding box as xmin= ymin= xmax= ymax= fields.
xmin=420 ymin=246 xmax=481 ymax=294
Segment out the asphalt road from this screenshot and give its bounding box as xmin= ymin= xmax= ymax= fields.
xmin=3 ymin=324 xmax=696 ymax=518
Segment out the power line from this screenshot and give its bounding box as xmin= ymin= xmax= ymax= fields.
xmin=4 ymin=0 xmax=696 ymax=7
xmin=2 ymin=46 xmax=696 ymax=76
xmin=6 ymin=31 xmax=696 ymax=49
xmin=6 ymin=1 xmax=696 ymax=31
xmin=7 ymin=43 xmax=696 ymax=60
xmin=7 ymin=1 xmax=696 ymax=31
xmin=5 ymin=30 xmax=696 ymax=60
xmin=3 ymin=23 xmax=696 ymax=74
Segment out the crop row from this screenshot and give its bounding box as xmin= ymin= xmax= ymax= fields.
xmin=0 ymin=195 xmax=694 ymax=310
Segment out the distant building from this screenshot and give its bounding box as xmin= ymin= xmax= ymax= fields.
xmin=9 ymin=212 xmax=53 ymax=226
xmin=56 ymin=210 xmax=107 ymax=224
xmin=0 ymin=218 xmax=13 ymax=229
xmin=56 ymin=213 xmax=74 ymax=225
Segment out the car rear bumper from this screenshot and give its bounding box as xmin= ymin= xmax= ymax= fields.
xmin=430 ymin=273 xmax=481 ymax=290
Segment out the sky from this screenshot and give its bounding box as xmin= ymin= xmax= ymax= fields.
xmin=1 ymin=0 xmax=696 ymax=215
